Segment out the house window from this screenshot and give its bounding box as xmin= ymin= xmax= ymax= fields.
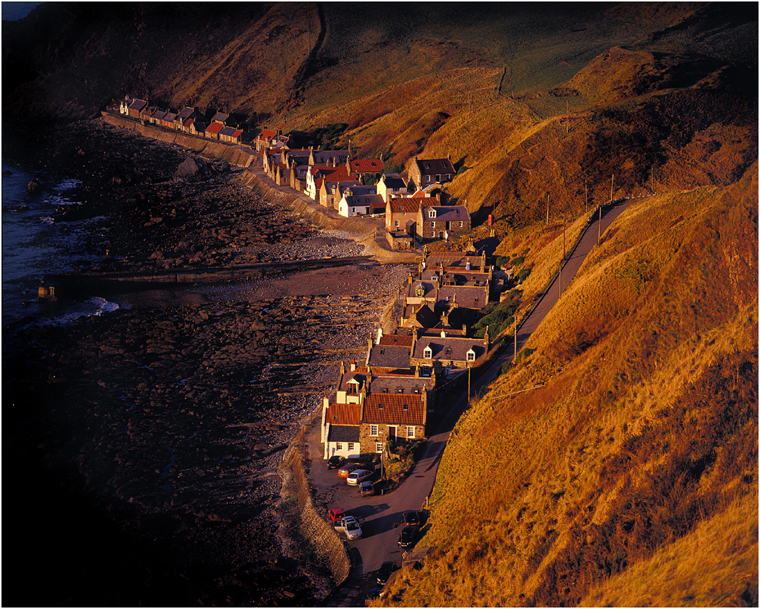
xmin=347 ymin=383 xmax=358 ymax=395
xmin=467 ymin=349 xmax=476 ymax=362
xmin=370 ymin=424 xmax=379 ymax=436
xmin=376 ymin=443 xmax=384 ymax=453
xmin=423 ymin=346 xmax=433 ymax=359
xmin=348 ymin=442 xmax=355 ymax=451
xmin=431 ymin=221 xmax=436 ymax=228
xmin=459 ymin=221 xmax=463 ymax=227
xmin=431 ymin=232 xmax=436 ymax=238
xmin=407 ymin=426 xmax=415 ymax=439
xmin=426 ymin=175 xmax=431 ymax=182
xmin=395 ymin=220 xmax=400 ymax=228
xmin=429 ymin=209 xmax=436 ymax=218
xmin=336 ymin=442 xmax=343 ymax=450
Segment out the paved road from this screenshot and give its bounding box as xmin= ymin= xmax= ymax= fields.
xmin=305 ymin=195 xmax=647 ymax=606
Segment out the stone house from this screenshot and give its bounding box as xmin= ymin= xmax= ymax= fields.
xmin=205 ymin=122 xmax=223 ymax=140
xmin=410 ymin=327 xmax=490 ymax=377
xmin=359 ymin=391 xmax=427 ymax=454
xmin=385 ymin=196 xmax=437 ymax=235
xmin=338 ymin=187 xmax=381 ymax=218
xmin=407 ymin=156 xmax=455 ymax=190
xmin=127 ymin=98 xmax=147 ymax=119
xmin=219 ymin=126 xmax=243 ymax=144
xmin=417 ymin=205 xmax=471 ymax=242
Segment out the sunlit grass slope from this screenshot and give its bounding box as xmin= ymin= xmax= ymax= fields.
xmin=380 ymin=165 xmax=758 ymax=607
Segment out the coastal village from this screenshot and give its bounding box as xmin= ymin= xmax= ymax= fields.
xmin=117 ymin=94 xmax=512 ymax=484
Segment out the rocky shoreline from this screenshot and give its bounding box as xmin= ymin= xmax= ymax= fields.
xmin=2 ymin=120 xmax=412 ymax=606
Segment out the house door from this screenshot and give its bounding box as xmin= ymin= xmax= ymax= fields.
xmin=387 ymin=426 xmax=397 ymax=440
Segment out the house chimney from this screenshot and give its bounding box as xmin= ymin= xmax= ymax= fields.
xmin=340 ymin=360 xmax=345 ymax=376
xmin=415 ymin=365 xmax=419 ymax=378
xmin=376 ymin=327 xmax=383 ymax=345
xmin=368 ymin=335 xmax=374 ymax=352
xmin=351 ymin=360 xmax=356 ymax=371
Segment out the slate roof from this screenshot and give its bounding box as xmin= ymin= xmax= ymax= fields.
xmin=369 ymin=375 xmax=428 ymax=395
xmin=327 ymin=425 xmax=360 ymax=443
xmin=350 ymin=159 xmax=383 ymax=173
xmin=338 ymin=372 xmax=366 ymax=393
xmin=415 ymin=157 xmax=455 ymax=176
xmin=425 ymin=252 xmax=484 ymax=270
xmin=412 ymin=336 xmax=486 ymax=362
xmin=425 ymin=206 xmax=470 ymax=223
xmin=367 ymin=344 xmax=411 ymax=370
xmin=164 ymin=112 xmax=177 ymax=122
xmin=382 ymin=174 xmax=407 ymax=189
xmin=219 ymin=126 xmax=242 ymax=138
xmin=177 ymin=107 xmax=196 ymax=120
xmin=435 ymin=285 xmax=489 ymax=310
xmin=153 ymin=109 xmax=167 ymax=121
xmin=129 ymin=99 xmax=147 ymax=112
xmin=312 ymin=150 xmax=350 ymax=165
xmin=325 ymin=402 xmax=362 ymax=426
xmin=212 ymin=112 xmax=230 ymax=123
xmin=344 ymin=194 xmax=384 ymax=209
xmin=363 ymin=394 xmax=424 ymax=425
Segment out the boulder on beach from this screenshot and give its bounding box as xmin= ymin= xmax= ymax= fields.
xmin=174 ymin=157 xmax=209 ymax=182
xmin=27 ymin=178 xmax=42 ymax=194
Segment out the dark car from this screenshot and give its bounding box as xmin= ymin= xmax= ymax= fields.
xmin=376 ymin=561 xmax=397 ymax=585
xmin=398 ymin=525 xmax=417 ymax=549
xmin=402 ymin=511 xmax=420 ymax=528
xmin=359 ymin=481 xmax=375 ymax=497
xmin=365 ymin=588 xmax=383 ymax=606
xmin=327 ymin=455 xmax=344 ymax=469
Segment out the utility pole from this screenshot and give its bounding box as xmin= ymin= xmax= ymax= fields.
xmin=597 ymin=205 xmax=602 ymax=245
xmin=610 ymin=174 xmax=614 ymax=203
xmin=546 ymin=193 xmax=549 ymax=225
xmin=585 ymin=180 xmax=588 ymax=214
xmin=514 ymin=320 xmax=517 ymax=360
xmin=558 ymin=260 xmax=562 ymax=299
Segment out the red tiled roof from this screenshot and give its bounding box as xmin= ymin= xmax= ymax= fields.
xmin=389 ymin=198 xmax=421 ymax=214
xmin=259 ymin=129 xmax=277 ymax=141
xmin=364 ymin=394 xmax=424 ymax=425
xmin=206 ymin=122 xmax=224 ymax=134
xmin=379 ymin=334 xmax=414 ymax=347
xmin=350 ymin=159 xmax=383 ymax=173
xmin=326 ymin=403 xmax=362 ymax=426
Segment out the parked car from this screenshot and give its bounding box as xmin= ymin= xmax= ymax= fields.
xmin=347 ymin=469 xmax=374 ymax=486
xmin=364 ymin=588 xmax=383 ymax=606
xmin=334 ymin=516 xmax=363 ymax=540
xmin=328 ymin=508 xmax=345 ymax=523
xmin=359 ymin=481 xmax=375 ymax=497
xmin=398 ymin=525 xmax=417 ymax=549
xmin=402 ymin=511 xmax=420 ymax=528
xmin=376 ymin=561 xmax=398 ymax=585
xmin=338 ymin=462 xmax=361 ymax=478
xmin=327 ymin=455 xmax=344 ymax=469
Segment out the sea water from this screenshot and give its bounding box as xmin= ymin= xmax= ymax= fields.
xmin=2 ymin=159 xmax=119 ymax=327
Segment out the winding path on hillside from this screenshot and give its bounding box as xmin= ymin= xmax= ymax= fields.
xmin=315 ymin=195 xmax=646 ymax=606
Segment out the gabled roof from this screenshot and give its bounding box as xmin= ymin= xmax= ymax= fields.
xmin=164 ymin=112 xmax=177 ymax=122
xmin=426 ymin=252 xmax=484 ymax=269
xmin=350 ymin=159 xmax=383 ymax=173
xmin=152 ymin=109 xmax=167 ymax=121
xmin=258 ymin=128 xmax=277 ymax=141
xmin=435 ymin=285 xmax=489 ymax=310
xmin=326 ymin=402 xmax=362 ymax=426
xmin=212 ymin=112 xmax=230 ymax=123
xmin=369 ymin=374 xmax=428 ymax=395
xmin=424 ymin=206 xmax=470 ymax=222
xmin=327 ymin=425 xmax=360 ymax=443
xmin=339 ymin=371 xmax=366 ymax=393
xmin=183 ymin=118 xmax=195 ymax=128
xmin=364 ymin=393 xmax=424 ymax=425
xmin=367 ymin=344 xmax=411 ymax=370
xmin=206 ymin=122 xmax=224 ymax=135
xmin=219 ymin=126 xmax=242 ymax=137
xmin=345 ymin=194 xmax=384 ymax=207
xmin=177 ymin=107 xmax=196 ymax=120
xmin=382 ymin=175 xmax=407 ymax=189
xmin=129 ymin=99 xmax=147 ymax=111
xmin=415 ymin=157 xmax=455 ymax=175
xmin=379 ymin=334 xmax=414 ymax=347
xmin=193 ymin=121 xmax=207 ymax=132
xmin=312 ymin=150 xmax=350 ymax=165
xmin=389 ymin=198 xmax=422 ymax=214
xmin=412 ymin=336 xmax=486 ymax=362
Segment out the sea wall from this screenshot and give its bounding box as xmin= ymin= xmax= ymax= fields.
xmin=280 ymin=431 xmax=351 ymax=589
xmin=100 ymin=113 xmax=256 ymax=168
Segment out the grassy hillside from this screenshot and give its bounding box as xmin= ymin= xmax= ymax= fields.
xmin=380 ymin=165 xmax=758 ymax=607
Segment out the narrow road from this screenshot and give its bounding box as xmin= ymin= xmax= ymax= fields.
xmin=312 ymin=196 xmax=645 ymax=606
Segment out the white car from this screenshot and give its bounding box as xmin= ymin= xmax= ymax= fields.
xmin=347 ymin=469 xmax=373 ymax=486
xmin=334 ymin=516 xmax=363 ymax=540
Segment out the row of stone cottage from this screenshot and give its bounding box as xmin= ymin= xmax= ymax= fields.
xmin=259 ymin=144 xmax=472 ymax=248
xmin=119 ymin=95 xmax=472 ymax=247
xmin=321 ymin=247 xmax=511 ymax=460
xmin=119 ymin=96 xmax=248 ymax=144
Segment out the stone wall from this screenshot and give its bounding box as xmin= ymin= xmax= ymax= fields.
xmin=279 ymin=440 xmax=351 ymax=588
